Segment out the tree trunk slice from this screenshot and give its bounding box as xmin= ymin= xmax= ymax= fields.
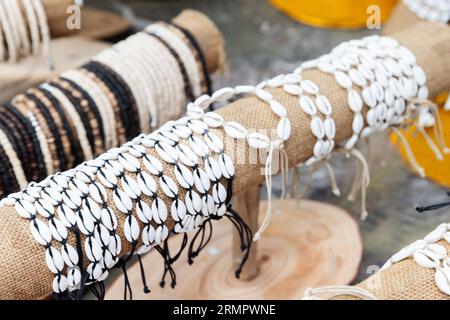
xmin=0 ymin=37 xmax=110 ymax=101
xmin=104 ymin=199 xmax=362 ymax=300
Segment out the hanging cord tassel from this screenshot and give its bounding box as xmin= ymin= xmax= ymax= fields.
xmin=137 ymin=254 xmax=151 ymax=294
xmin=303 ymin=286 xmax=378 ymax=300
xmin=416 ymin=192 xmax=450 ymax=213
xmin=429 ymin=103 xmax=450 ymax=154
xmin=345 ymin=149 xmax=370 ymax=220
xmin=226 ymin=207 xmax=253 ymax=279
xmin=323 ymin=160 xmax=341 ymax=196
xmin=391 ymin=127 xmax=425 ymax=178
xmin=188 ymin=219 xmax=213 ymax=265
xmin=120 ymin=260 xmax=133 ymax=300
xmin=417 ymin=126 xmax=443 ymax=160
xmin=253 ymin=141 xmax=288 ymax=241
xmin=156 ymin=235 xmax=188 ymax=289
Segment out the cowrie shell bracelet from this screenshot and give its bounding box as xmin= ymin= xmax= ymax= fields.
xmin=1 ymin=109 xmax=249 ymax=296
xmin=382 ymin=222 xmax=450 ymax=296
xmin=404 ymin=0 xmax=450 ymax=24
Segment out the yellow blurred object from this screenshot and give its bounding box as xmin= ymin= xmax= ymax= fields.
xmin=391 ymin=92 xmax=450 ymax=187
xmin=270 ymin=0 xmax=399 ymax=29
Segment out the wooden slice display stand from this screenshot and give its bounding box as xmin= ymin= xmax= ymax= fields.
xmin=105 ymin=185 xmax=363 ymax=300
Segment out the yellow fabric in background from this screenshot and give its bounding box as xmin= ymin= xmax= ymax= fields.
xmin=270 ymin=0 xmax=398 ymax=29
xmin=391 ymin=92 xmax=450 ymax=187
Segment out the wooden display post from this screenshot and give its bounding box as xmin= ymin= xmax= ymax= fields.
xmin=105 ymin=185 xmax=363 ymax=300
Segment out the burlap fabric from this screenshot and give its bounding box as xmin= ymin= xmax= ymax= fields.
xmin=0 ymin=21 xmax=448 ymax=300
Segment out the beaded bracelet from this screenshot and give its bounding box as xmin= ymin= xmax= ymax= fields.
xmin=51 ymin=77 xmax=104 ymax=154
xmin=0 ymin=0 xmax=17 ymax=62
xmin=169 ymin=22 xmax=212 ymax=95
xmin=25 ymin=92 xmax=67 ymax=171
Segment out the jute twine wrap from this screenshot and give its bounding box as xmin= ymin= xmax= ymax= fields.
xmin=0 ymin=21 xmax=448 ymax=300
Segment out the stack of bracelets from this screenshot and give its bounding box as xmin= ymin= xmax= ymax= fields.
xmin=0 ymin=0 xmax=53 ymax=67
xmin=0 ymin=21 xmax=212 ymax=198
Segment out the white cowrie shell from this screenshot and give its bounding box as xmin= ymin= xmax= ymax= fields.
xmin=344 ymin=134 xmax=358 ymax=150
xmin=324 ymin=118 xmax=336 ymax=139
xmin=270 ymin=100 xmax=287 ymax=118
xmin=376 ymin=103 xmax=387 ymax=120
xmin=384 ymin=88 xmax=395 ymax=107
xmin=349 ymin=68 xmax=367 ymax=87
xmin=299 ymin=96 xmax=317 ymax=116
xmin=124 ymin=215 xmax=139 ymax=243
xmin=160 ymin=175 xmax=179 ymax=198
xmin=384 ymin=57 xmax=402 ymax=77
xmin=118 ymin=153 xmax=141 ymax=172
xmin=194 ymin=94 xmax=213 ymax=109
xmin=121 ymin=176 xmax=141 ymax=199
xmin=189 ymin=135 xmax=209 ymax=157
xmin=315 ymin=95 xmax=332 ymax=116
xmin=389 ymin=247 xmax=411 ymax=263
xmin=418 ymin=86 xmax=429 ymax=100
xmin=427 ymin=243 xmax=447 ymax=257
xmin=255 ymin=88 xmax=273 ymax=102
xmin=352 ymin=113 xmax=364 ymax=134
xmin=155 ymin=141 xmax=178 ymax=164
xmin=57 ymin=205 xmax=76 ymax=227
xmin=62 ymin=190 xmax=81 ymax=209
xmin=48 ymin=218 xmax=68 ymax=241
xmin=334 ymin=71 xmax=352 ymax=89
xmin=202 ymin=194 xmax=215 ymax=217
xmin=61 ymin=243 xmax=79 ymax=267
xmin=15 ymin=200 xmax=36 ymax=219
xmin=188 ymin=119 xmax=208 ymax=135
xmin=52 ymin=275 xmax=68 ymax=293
xmin=151 ymin=198 xmax=167 ymax=224
xmin=137 ymin=171 xmax=157 ymax=196
xmin=358 ymin=64 xmax=375 ymax=81
xmin=94 ymin=224 xmax=110 ymax=247
xmin=45 ymin=247 xmax=64 ymax=273
xmin=348 ymin=90 xmax=363 ymax=112
xmin=171 ymin=199 xmax=186 ymax=222
xmin=143 ymin=155 xmax=163 ymax=175
xmin=205 ymin=157 xmax=222 ymax=181
xmin=318 ymin=62 xmax=336 ymax=74
xmin=157 ymin=131 xmax=179 ymax=145
xmin=362 ymin=88 xmax=377 ymax=108
xmin=424 ymin=226 xmax=447 ymax=243
xmin=204 ymin=132 xmax=224 ymax=153
xmin=413 ymin=250 xmax=438 ymax=269
xmin=154 ymin=225 xmax=163 ymax=244
xmin=313 ymin=140 xmax=325 ymax=158
xmin=136 ymin=200 xmax=152 ymax=223
xmin=366 ymin=109 xmax=378 ymax=126
xmin=89 ymin=182 xmax=107 ymax=204
xmin=277 ymin=117 xmax=291 ymax=141
xmin=435 ymin=269 xmax=450 ymax=295
xmin=186 ymin=103 xmax=204 ymax=119
xmin=142 ymin=225 xmax=156 ymax=245
xmin=101 ymin=207 xmax=117 ymax=232
xmin=333 ymin=59 xmax=351 ymax=72
xmin=311 ymin=117 xmax=325 ymax=139
xmin=234 ymin=85 xmax=255 ymax=94
xmin=300 ymin=59 xmax=318 ymax=70
xmin=283 ymin=84 xmax=303 ymax=96
xmin=301 ymin=80 xmax=319 ymax=95
xmin=248 ymin=132 xmax=271 ymax=149
xmin=77 ymin=209 xmax=96 ymax=235
xmin=174 ymin=164 xmax=194 ymax=188
xmin=67 ymin=266 xmax=81 ymax=287
xmin=85 ymin=237 xmax=102 ymax=262
xmin=399 ymin=46 xmax=416 ymax=65
xmin=177 ymin=143 xmax=199 ymax=167
xmin=224 ymin=121 xmax=248 ymax=139
xmin=97 ymin=168 xmax=117 ymax=189
xmin=219 ymin=153 xmax=235 ymax=178
xmin=193 ymin=168 xmax=210 ymax=194
xmin=186 ymin=190 xmax=202 ymax=214
xmin=212 ymin=182 xmax=227 ymax=204
xmin=171 ymin=125 xmax=192 ymax=139
xmin=113 ymin=189 xmax=133 ymax=214
xmin=30 ymin=219 xmax=51 ymax=245
xmin=203 ymin=112 xmax=224 ymax=128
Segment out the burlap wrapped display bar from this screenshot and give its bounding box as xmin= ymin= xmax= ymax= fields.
xmin=0 ymin=21 xmax=448 ymax=300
